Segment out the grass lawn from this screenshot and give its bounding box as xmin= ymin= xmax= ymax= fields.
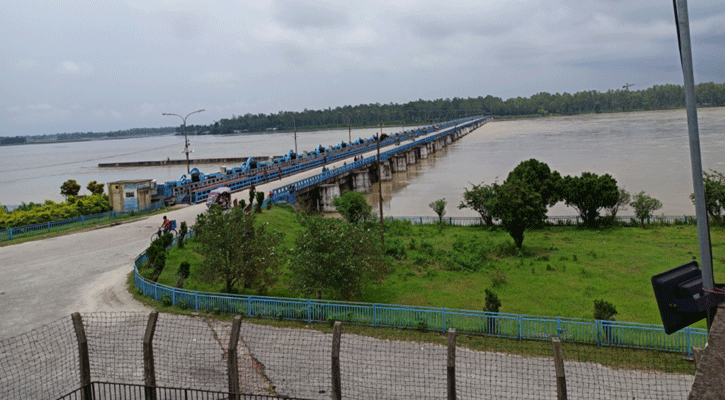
xmin=152 ymin=205 xmax=725 ymax=328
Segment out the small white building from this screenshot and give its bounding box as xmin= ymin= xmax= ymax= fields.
xmin=107 ymin=179 xmax=155 ymax=211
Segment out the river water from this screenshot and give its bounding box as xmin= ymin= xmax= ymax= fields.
xmin=1 ymin=108 xmax=723 ymax=217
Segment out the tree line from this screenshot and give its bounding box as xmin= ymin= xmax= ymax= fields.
xmin=205 ymin=81 xmax=725 ymax=134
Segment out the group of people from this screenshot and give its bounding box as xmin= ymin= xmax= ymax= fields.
xmin=353 ymin=155 xmax=364 ymax=162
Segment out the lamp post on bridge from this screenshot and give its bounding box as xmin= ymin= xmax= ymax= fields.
xmin=162 ymin=109 xmax=205 ymax=175
xmin=286 ymin=113 xmax=297 ymax=154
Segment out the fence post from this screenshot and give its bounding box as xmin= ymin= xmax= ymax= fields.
xmin=447 ymin=328 xmax=457 ymax=400
xmin=307 ymin=299 xmax=312 ymax=323
xmin=686 ymin=327 xmax=692 ymax=355
xmin=692 ymin=346 xmax=704 ymax=370
xmin=143 ymin=311 xmax=159 ymax=400
xmin=8 ymin=228 xmax=12 ymax=240
xmin=551 ymin=337 xmax=567 ymax=400
xmin=373 ymin=304 xmax=377 ymax=327
xmin=228 ymin=316 xmax=242 ymax=399
xmin=71 ymin=313 xmax=92 ymax=400
xmin=596 ymin=320 xmax=602 ymax=347
xmin=331 ymin=321 xmax=342 ymax=400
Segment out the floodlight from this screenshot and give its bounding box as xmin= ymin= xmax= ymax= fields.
xmin=652 ymin=261 xmax=725 ymax=334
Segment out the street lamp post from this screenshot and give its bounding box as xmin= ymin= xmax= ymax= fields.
xmin=162 ymin=109 xmax=205 ymax=175
xmin=286 ymin=113 xmax=297 ymax=154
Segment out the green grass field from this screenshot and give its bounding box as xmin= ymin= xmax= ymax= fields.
xmin=154 ymin=206 xmax=725 ymax=328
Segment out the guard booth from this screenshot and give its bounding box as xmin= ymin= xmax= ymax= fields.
xmin=107 ymin=179 xmax=155 ymax=211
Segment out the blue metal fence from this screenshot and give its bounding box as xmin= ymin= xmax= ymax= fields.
xmin=133 ymin=248 xmax=706 ymax=355
xmin=386 ymin=215 xmax=696 ymax=226
xmin=0 ymin=201 xmax=165 ymax=242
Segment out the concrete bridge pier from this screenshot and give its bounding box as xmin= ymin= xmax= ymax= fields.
xmin=353 ymin=171 xmax=372 ymax=192
xmin=445 ymin=134 xmax=452 ymax=145
xmin=391 ymin=155 xmax=407 ymax=172
xmin=426 ymin=142 xmax=435 ymax=155
xmin=405 ymin=149 xmax=416 ymax=165
xmin=379 ymin=162 xmax=393 ymax=181
xmin=418 ymin=144 xmax=429 ymax=159
xmin=319 ymin=184 xmax=341 ymax=212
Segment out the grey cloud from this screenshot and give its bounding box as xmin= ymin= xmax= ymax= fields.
xmin=274 ymin=1 xmax=348 ymax=30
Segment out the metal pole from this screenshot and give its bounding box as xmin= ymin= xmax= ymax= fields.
xmin=377 ymin=134 xmax=385 ymax=246
xmin=675 ymin=0 xmax=715 ymax=328
xmin=163 ymin=109 xmax=205 ymax=204
xmin=183 ymin=121 xmax=190 ymax=174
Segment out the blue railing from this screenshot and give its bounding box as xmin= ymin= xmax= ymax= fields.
xmin=133 ymin=245 xmax=706 ymax=355
xmin=181 ymin=116 xmax=484 ymax=204
xmin=0 ymin=201 xmax=165 ymax=242
xmin=266 ymin=116 xmax=492 ymax=203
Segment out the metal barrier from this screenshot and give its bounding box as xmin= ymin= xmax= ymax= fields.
xmin=133 ymin=247 xmax=706 ymax=356
xmin=0 ymin=201 xmax=165 ymax=242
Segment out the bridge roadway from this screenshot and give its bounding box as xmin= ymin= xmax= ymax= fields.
xmin=0 ymin=122 xmax=482 ymax=340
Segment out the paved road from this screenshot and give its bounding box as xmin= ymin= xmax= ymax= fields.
xmin=0 ymin=129 xmax=444 ymax=340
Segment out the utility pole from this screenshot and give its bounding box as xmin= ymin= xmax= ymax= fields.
xmin=376 ymin=133 xmax=385 ymax=246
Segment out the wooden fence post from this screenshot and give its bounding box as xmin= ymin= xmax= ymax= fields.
xmin=331 ymin=321 xmax=342 ymax=400
xmin=143 ymin=312 xmax=159 ymax=400
xmin=228 ymin=316 xmax=242 ymax=399
xmin=447 ymin=328 xmax=457 ymax=400
xmin=551 ymin=337 xmax=567 ymax=400
xmin=71 ymin=313 xmax=92 ymax=400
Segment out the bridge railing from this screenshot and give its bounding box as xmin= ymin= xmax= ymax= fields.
xmin=268 ymin=116 xmax=492 ymax=202
xmin=133 ymin=247 xmax=705 ymax=355
xmin=0 ymin=201 xmax=165 ymax=242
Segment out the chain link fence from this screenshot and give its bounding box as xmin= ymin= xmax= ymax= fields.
xmin=0 ymin=312 xmax=696 ymax=400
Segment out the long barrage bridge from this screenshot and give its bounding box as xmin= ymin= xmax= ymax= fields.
xmin=159 ymin=116 xmax=491 ymax=207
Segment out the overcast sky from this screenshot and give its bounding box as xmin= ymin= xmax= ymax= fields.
xmin=1 ymin=0 xmax=723 ymax=137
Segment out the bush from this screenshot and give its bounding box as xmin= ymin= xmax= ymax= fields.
xmin=484 ymin=288 xmax=501 ymax=312
xmin=385 ymin=238 xmax=407 ymax=260
xmin=594 ymin=299 xmax=617 ymax=320
xmin=179 ymin=261 xmax=191 ymax=279
xmin=178 ymin=221 xmax=188 ymax=248
xmin=160 ymin=294 xmax=172 ymax=306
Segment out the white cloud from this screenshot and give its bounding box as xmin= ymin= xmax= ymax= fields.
xmin=110 ymin=110 xmax=123 ymax=119
xmin=56 ymin=60 xmax=94 ymax=75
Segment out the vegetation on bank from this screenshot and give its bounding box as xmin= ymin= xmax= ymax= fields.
xmin=0 ymin=179 xmax=111 ymax=229
xmin=7 ymin=82 xmax=724 ymax=143
xmin=145 ymin=204 xmax=724 ymax=327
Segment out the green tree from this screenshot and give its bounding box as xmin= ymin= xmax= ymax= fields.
xmin=607 ymin=187 xmax=631 ymax=218
xmin=290 ymin=215 xmax=387 ymax=301
xmin=488 ymin=179 xmax=547 ymax=249
xmin=429 ymin=198 xmax=447 ymax=224
xmin=630 ymin=191 xmax=663 ymax=225
xmin=458 ymin=182 xmax=496 ymax=226
xmin=506 ymin=159 xmax=563 ymax=208
xmin=60 ymin=179 xmax=81 ymax=199
xmin=86 ymin=181 xmax=105 ymax=195
xmin=562 ymin=172 xmax=619 ymax=227
xmin=332 ymin=191 xmax=372 ymax=224
xmin=194 ymin=206 xmax=282 ymax=293
xmin=691 ymin=170 xmax=725 ymax=225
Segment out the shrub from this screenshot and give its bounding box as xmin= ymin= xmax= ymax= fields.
xmin=484 ymin=288 xmax=501 ymax=312
xmin=160 ymin=294 xmax=172 ymax=306
xmin=385 ymin=238 xmax=407 ymax=260
xmin=179 ymin=261 xmax=191 ymax=279
xmin=594 ymin=299 xmax=617 ymax=320
xmin=178 ymin=221 xmax=188 ymax=248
